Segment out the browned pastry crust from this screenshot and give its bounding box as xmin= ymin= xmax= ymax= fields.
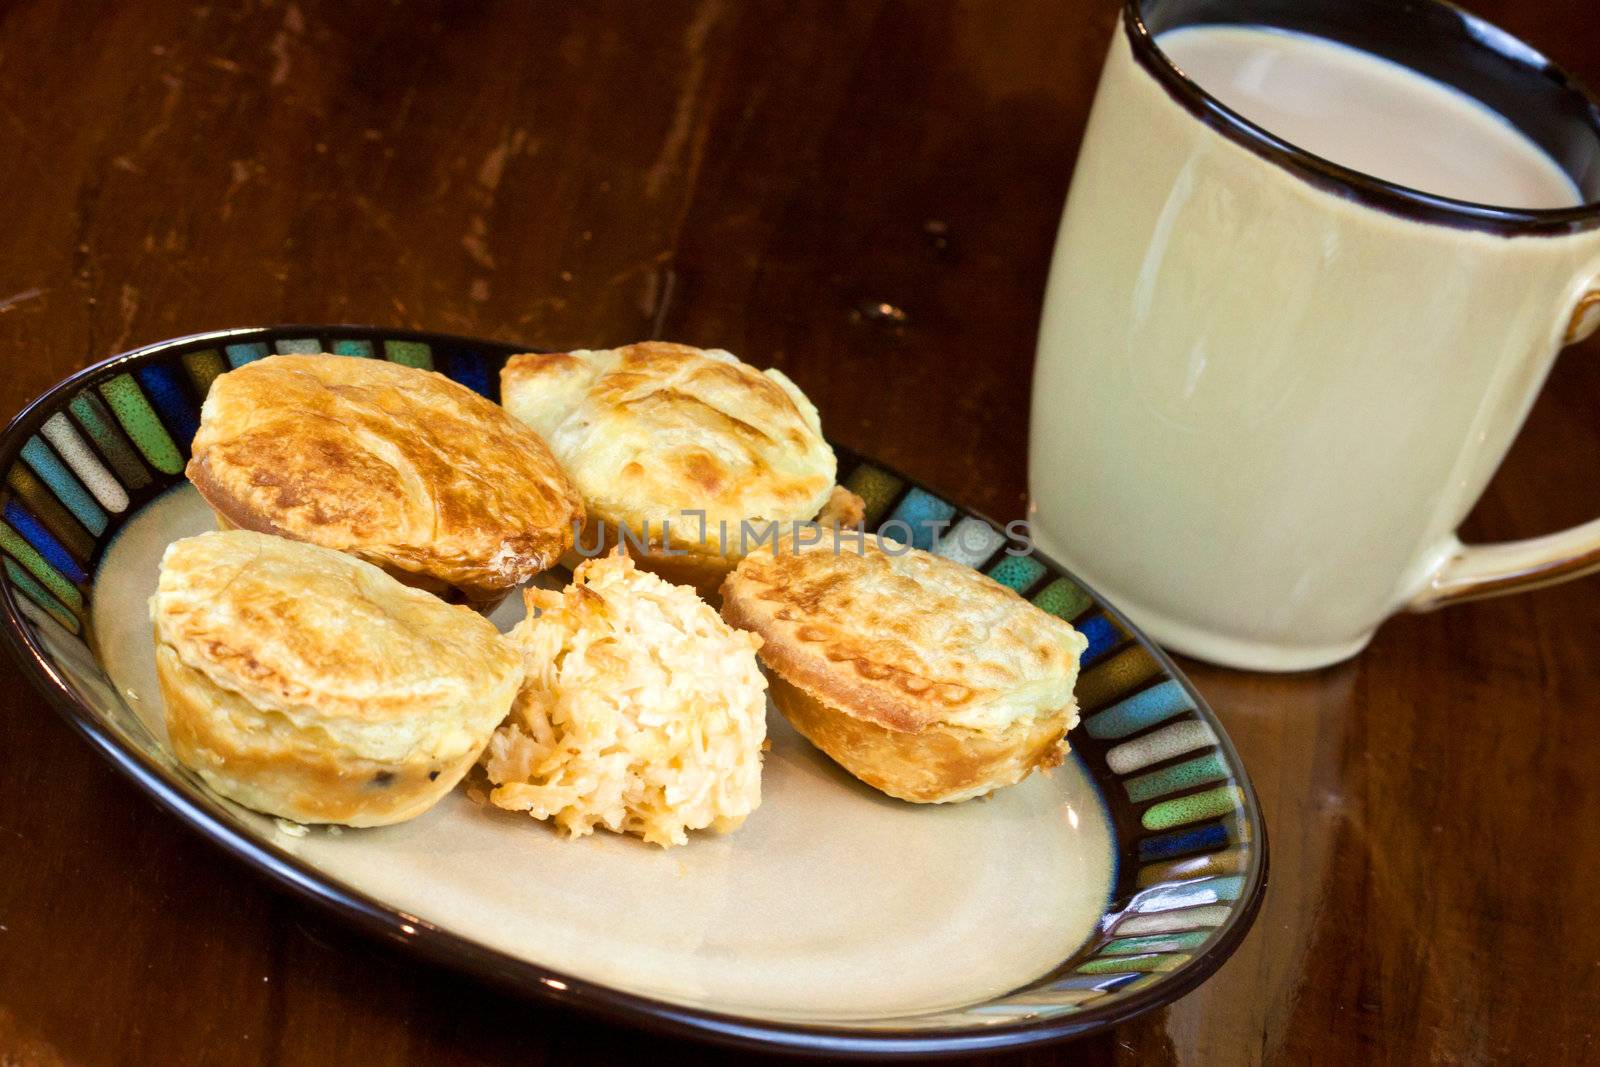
xmin=720 ymin=535 xmax=1086 ymax=803
xmin=504 ymin=342 xmax=862 ymax=599
xmin=500 ymin=343 xmax=837 ymax=541
xmin=159 ymin=646 xmax=495 ymax=825
xmin=766 ymin=673 xmax=1073 ymax=804
xmin=208 ymin=509 xmax=495 ymax=609
xmin=570 ymin=485 xmax=868 ymax=601
xmin=187 ymin=354 xmax=584 ymax=606
xmin=152 ymin=530 xmax=524 ymax=827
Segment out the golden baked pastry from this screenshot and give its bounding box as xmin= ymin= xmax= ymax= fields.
xmin=188 ymin=354 xmax=584 ymax=608
xmin=720 ymin=535 xmax=1087 ymax=803
xmin=500 ymin=342 xmax=857 ymax=598
xmin=152 ymin=530 xmax=524 ymax=827
xmin=482 ymin=552 xmax=767 ymax=847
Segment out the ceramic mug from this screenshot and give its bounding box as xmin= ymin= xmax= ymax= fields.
xmin=1029 ymin=0 xmax=1600 ymax=671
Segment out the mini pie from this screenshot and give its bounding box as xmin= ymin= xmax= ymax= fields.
xmin=152 ymin=530 xmax=524 ymax=827
xmin=481 ymin=552 xmax=768 ymax=847
xmin=499 ymin=342 xmax=861 ymax=598
xmin=188 ymin=354 xmax=584 ymax=608
xmin=720 ymin=535 xmax=1087 ymax=804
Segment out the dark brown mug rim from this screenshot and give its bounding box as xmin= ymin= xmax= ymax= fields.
xmin=1125 ymin=0 xmax=1600 ymax=235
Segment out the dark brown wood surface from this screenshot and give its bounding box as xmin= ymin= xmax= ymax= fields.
xmin=2 ymin=1 xmax=1598 ymax=1063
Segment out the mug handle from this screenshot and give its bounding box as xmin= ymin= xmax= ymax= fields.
xmin=1409 ymin=289 xmax=1600 ymax=611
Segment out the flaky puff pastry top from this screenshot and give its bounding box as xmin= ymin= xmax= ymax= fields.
xmin=721 ymin=536 xmax=1087 ymax=735
xmin=152 ymin=530 xmax=522 ymax=725
xmin=500 ymin=343 xmax=836 ymax=551
xmin=188 ymin=355 xmax=584 ymax=602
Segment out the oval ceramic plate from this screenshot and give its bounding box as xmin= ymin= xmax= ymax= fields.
xmin=0 ymin=327 xmax=1266 ymax=1057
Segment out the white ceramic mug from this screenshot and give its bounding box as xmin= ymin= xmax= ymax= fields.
xmin=1029 ymin=0 xmax=1600 ymax=671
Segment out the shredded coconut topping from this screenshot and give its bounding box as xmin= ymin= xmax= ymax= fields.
xmin=482 ymin=553 xmax=768 ymax=847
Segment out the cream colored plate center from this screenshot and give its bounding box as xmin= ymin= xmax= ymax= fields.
xmin=94 ymin=485 xmax=1113 ymax=1023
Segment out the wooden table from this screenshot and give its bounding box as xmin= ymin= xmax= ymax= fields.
xmin=2 ymin=1 xmax=1597 ymax=1063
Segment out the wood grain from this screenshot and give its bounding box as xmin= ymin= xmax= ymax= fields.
xmin=1 ymin=0 xmax=1598 ymax=1063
